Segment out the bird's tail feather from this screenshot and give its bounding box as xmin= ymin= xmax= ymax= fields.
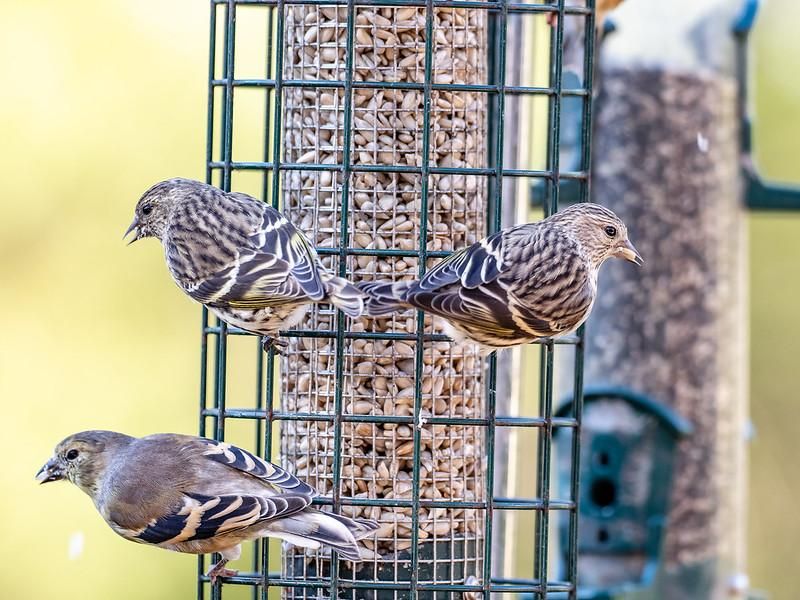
xmin=323 ymin=511 xmax=380 ymax=541
xmin=268 ymin=510 xmax=379 ymax=561
xmin=323 ymin=275 xmax=365 ymax=318
xmin=357 ymin=281 xmax=413 ymax=316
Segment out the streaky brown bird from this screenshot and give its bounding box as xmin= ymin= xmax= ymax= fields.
xmin=358 ymin=203 xmax=641 ymax=351
xmin=125 ymin=178 xmax=363 ymax=351
xmin=37 ymin=431 xmax=379 ymax=582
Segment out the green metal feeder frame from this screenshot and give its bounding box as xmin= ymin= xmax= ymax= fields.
xmin=197 ymin=1 xmax=599 ymax=599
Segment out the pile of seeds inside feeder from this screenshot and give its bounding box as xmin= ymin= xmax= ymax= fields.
xmin=279 ymin=3 xmax=489 ymax=575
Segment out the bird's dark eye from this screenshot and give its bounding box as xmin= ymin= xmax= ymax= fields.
xmin=604 ymin=225 xmax=617 ymax=237
xmin=141 ymin=204 xmax=153 ymax=216
xmin=66 ymin=449 xmax=79 ymax=461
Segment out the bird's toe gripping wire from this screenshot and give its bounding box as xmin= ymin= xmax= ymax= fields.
xmin=261 ymin=336 xmax=289 ymax=355
xmin=206 ymin=558 xmax=238 ymax=585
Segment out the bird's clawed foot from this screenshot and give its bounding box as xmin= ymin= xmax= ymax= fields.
xmin=207 ymin=559 xmax=238 ymax=584
xmin=261 ymin=336 xmax=289 ymax=355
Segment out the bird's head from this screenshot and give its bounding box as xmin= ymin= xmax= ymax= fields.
xmin=36 ymin=430 xmax=133 ymax=497
xmin=553 ymin=203 xmax=642 ymax=268
xmin=124 ymin=178 xmax=198 ymax=244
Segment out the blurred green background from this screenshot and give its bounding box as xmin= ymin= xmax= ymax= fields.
xmin=0 ymin=0 xmax=797 ymax=598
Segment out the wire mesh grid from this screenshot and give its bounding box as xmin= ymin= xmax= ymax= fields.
xmin=199 ymin=0 xmax=596 ymax=599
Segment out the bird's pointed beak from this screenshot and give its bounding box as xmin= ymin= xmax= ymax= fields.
xmin=124 ymin=217 xmax=140 ymax=245
xmin=36 ymin=457 xmax=65 ymax=484
xmin=615 ymin=239 xmax=643 ymax=266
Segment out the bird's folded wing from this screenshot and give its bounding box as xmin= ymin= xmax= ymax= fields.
xmin=240 ymin=203 xmax=326 ymax=302
xmin=130 ymin=491 xmax=311 ymax=545
xmin=183 ymin=205 xmax=326 ymax=308
xmin=417 ymin=230 xmax=506 ymax=292
xmin=201 ymin=439 xmax=316 ymax=496
xmin=184 ymin=251 xmax=301 ymax=307
xmin=507 ymin=295 xmax=569 ymax=338
xmin=414 ymin=285 xmax=519 ymax=337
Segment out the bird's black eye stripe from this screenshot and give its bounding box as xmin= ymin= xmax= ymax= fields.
xmin=141 ymin=204 xmax=153 ymax=216
xmin=66 ymin=449 xmax=79 ymax=460
xmin=604 ymin=225 xmax=617 ymax=237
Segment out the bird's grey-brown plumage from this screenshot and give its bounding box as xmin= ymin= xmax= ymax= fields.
xmin=125 ymin=178 xmax=363 ymax=348
xmin=37 ymin=431 xmax=378 ymax=581
xmin=359 ymin=203 xmax=642 ymax=349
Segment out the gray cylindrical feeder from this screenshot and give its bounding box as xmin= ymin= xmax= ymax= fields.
xmin=557 ymin=0 xmax=750 ymax=597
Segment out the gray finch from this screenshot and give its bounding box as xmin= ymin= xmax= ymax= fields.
xmin=358 ymin=203 xmax=642 ymax=350
xmin=125 ymin=178 xmax=364 ymax=350
xmin=37 ymin=431 xmax=379 ymax=582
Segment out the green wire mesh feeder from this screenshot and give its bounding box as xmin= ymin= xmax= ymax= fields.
xmin=200 ymin=0 xmax=597 ymax=598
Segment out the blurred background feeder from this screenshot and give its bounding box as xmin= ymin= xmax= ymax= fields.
xmin=554 ymin=388 xmax=692 ymax=598
xmin=552 ymin=0 xmax=761 ymax=597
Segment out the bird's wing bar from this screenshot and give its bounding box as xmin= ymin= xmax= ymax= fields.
xmin=417 ymin=230 xmax=505 ymax=292
xmin=283 ymin=228 xmax=327 ymax=301
xmin=185 ymin=253 xmax=303 ymax=308
xmin=133 ymin=491 xmax=311 ymax=545
xmin=182 ymin=205 xmax=326 ymax=308
xmin=412 ymin=285 xmax=518 ymax=338
xmin=201 ymin=440 xmax=316 ymax=496
xmin=245 ymin=204 xmax=327 ymax=302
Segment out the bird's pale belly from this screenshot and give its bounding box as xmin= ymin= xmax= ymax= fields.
xmin=210 ymin=303 xmax=310 ymax=336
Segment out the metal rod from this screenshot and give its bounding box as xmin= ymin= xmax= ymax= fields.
xmin=212 ymin=0 xmax=591 ymax=14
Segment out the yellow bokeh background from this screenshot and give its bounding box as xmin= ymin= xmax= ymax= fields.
xmin=0 ymin=1 xmax=798 ymax=598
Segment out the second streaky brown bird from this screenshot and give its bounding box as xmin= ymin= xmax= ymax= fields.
xmin=358 ymin=203 xmax=642 ymax=351
xmin=125 ymin=178 xmax=364 ymax=350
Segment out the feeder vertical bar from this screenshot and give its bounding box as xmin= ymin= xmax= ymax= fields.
xmin=198 ymin=2 xmax=217 ymax=596
xmin=262 ymin=6 xmax=276 ymax=205
xmin=198 ymin=309 xmax=211 ymax=600
xmin=214 ymin=0 xmax=236 ymax=448
xmin=483 ymin=0 xmax=508 ymax=594
xmin=565 ymin=328 xmax=585 ymax=599
xmin=409 ymin=0 xmax=438 ymax=595
xmin=260 ymin=348 xmax=277 ymax=600
xmin=253 ymin=342 xmax=265 ymax=599
xmin=329 ymin=0 xmax=359 ymax=596
xmin=220 ymin=0 xmax=236 ymax=193
xmin=535 ymin=340 xmax=555 ymax=596
xmin=534 ymin=0 xmax=565 ymax=595
xmin=210 ymin=3 xmax=235 ymax=599
xmin=205 ymin=0 xmax=218 ymax=189
xmin=565 ymin=1 xmax=596 ymax=595
xmin=483 ymin=352 xmax=498 ymax=595
xmin=269 ymin=0 xmax=286 ymax=212
xmin=546 ymin=0 xmax=566 ymax=218
xmin=258 ymin=6 xmax=278 ymax=599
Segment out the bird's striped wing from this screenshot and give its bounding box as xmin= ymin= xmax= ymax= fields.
xmin=131 ymin=491 xmax=311 ymax=545
xmin=411 ymin=282 xmax=522 ymax=337
xmin=408 ymin=226 xmax=569 ymax=341
xmin=416 ymin=230 xmax=506 ymax=292
xmin=403 ymin=230 xmax=518 ymax=336
xmin=181 ymin=200 xmax=326 ymax=308
xmin=230 ymin=207 xmax=326 ymax=306
xmin=201 ymin=439 xmax=316 ymax=496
